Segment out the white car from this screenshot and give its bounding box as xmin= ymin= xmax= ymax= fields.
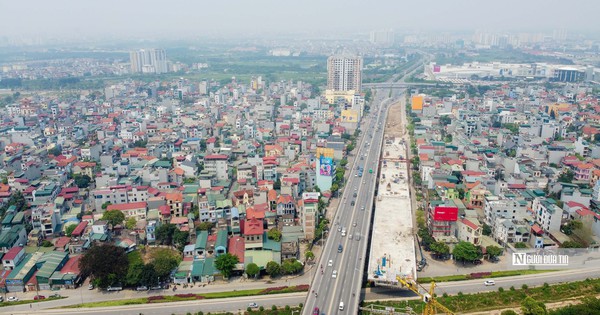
xmin=332 ymin=270 xmax=337 ymax=278
xmin=328 ymin=259 xmax=333 ymax=267
xmin=484 ymin=280 xmax=495 ymax=286
xmin=248 ymin=302 xmax=259 ymax=308
xmin=353 ymin=222 xmax=357 ymax=227
xmin=7 ymin=296 xmax=18 ymax=302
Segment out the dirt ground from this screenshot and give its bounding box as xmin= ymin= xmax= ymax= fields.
xmin=384 ymin=98 xmax=405 ymax=138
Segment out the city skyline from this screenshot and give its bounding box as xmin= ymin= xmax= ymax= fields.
xmin=1 ymin=0 xmax=599 ymax=41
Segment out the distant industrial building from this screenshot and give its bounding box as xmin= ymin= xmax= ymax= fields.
xmin=425 ymin=61 xmax=592 ymax=83
xmin=130 ymin=49 xmax=168 ymax=74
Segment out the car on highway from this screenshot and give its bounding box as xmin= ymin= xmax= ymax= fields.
xmin=341 ymin=228 xmax=346 ymax=236
xmin=7 ymin=296 xmax=18 ymax=302
xmin=136 ymin=286 xmax=148 ymax=291
xmin=248 ymin=302 xmax=259 ymax=308
xmin=328 ymin=259 xmax=333 ymax=267
xmin=312 ymin=307 xmax=320 ymax=315
xmin=332 ymin=270 xmax=337 ymax=278
xmin=351 ymin=200 xmax=355 ymax=206
xmin=360 ymin=206 xmax=365 ymax=211
xmin=353 ymin=222 xmax=357 ymax=227
xmin=484 ymin=280 xmax=496 ymax=286
xmin=338 ymin=244 xmax=343 ymax=253
xmin=34 ymin=295 xmax=46 ymax=300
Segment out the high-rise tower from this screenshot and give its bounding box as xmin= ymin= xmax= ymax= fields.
xmin=327 ymin=55 xmax=362 ymax=92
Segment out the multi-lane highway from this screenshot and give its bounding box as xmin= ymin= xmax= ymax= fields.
xmin=303 ymin=88 xmax=401 ymax=315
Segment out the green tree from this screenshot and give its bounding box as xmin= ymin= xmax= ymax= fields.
xmin=149 ymin=248 xmax=181 ymax=278
xmin=266 ymin=261 xmax=281 ymax=278
xmin=430 ymin=241 xmax=450 ymax=256
xmin=561 ymin=241 xmax=584 ymax=248
xmin=439 ymin=115 xmax=452 ymax=126
xmin=245 ymin=263 xmax=260 ymax=278
xmin=79 ymin=244 xmax=128 ymax=288
xmin=41 ymin=240 xmax=53 ymax=247
xmin=139 ymin=263 xmax=159 ymax=287
xmin=500 ymin=310 xmax=518 ymax=315
xmin=125 ymin=217 xmax=137 ymax=230
xmin=101 ymin=201 xmax=112 ymax=210
xmin=515 ymin=242 xmax=528 ymax=249
xmin=486 ymin=245 xmax=503 ymax=258
xmin=215 ymin=253 xmax=239 ymax=278
xmin=125 ymin=259 xmax=144 ymax=286
xmin=156 ymin=223 xmax=177 ymax=245
xmin=282 ymin=259 xmax=296 ymax=275
xmin=273 ymin=178 xmax=281 ymax=190
xmin=305 ymin=251 xmax=315 ymax=261
xmin=339 ymin=159 xmax=348 ymax=167
xmin=557 ymin=169 xmax=575 ymax=183
xmin=330 ymin=183 xmax=339 ymax=194
xmin=521 ymin=296 xmax=548 ymax=315
xmin=101 ymin=210 xmax=125 ymax=227
xmin=452 ymin=241 xmax=482 ymax=263
xmin=173 ymin=230 xmax=190 ymax=251
xmin=267 ymin=228 xmax=282 ymax=242
xmin=65 ymin=224 xmax=77 ymax=237
xmin=561 ymin=220 xmax=583 ymax=235
xmin=482 ymin=224 xmax=492 ymax=236
xmin=196 ymin=221 xmax=214 ymax=231
xmin=73 ymin=174 xmax=91 ymax=188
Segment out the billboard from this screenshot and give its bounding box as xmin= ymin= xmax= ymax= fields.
xmin=319 ymin=156 xmax=333 ymax=176
xmin=433 ymin=206 xmax=458 ymax=221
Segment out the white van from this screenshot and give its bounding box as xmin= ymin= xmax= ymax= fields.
xmin=341 ymin=228 xmax=347 ymax=237
xmin=339 ymin=301 xmax=344 ymax=311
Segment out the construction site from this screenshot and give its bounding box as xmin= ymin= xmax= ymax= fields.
xmin=367 ymin=126 xmax=417 ymax=286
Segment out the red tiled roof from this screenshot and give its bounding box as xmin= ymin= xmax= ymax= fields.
xmin=228 ymin=236 xmax=245 ymax=263
xmin=461 ymin=218 xmax=479 ymax=230
xmin=243 ymin=217 xmax=264 ymax=236
xmin=532 ymin=224 xmax=543 ymax=234
xmin=107 ymin=202 xmax=147 ymax=211
xmin=71 ymin=221 xmax=88 ymax=237
xmin=60 ymin=256 xmax=81 ymax=274
xmin=2 ymin=246 xmax=23 ymax=261
xmin=159 ymin=205 xmax=171 ymax=215
xmin=204 ymin=154 xmax=228 ymax=160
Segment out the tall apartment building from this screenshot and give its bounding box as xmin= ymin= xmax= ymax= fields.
xmin=370 ymin=30 xmax=395 ymax=46
xmin=130 ymin=49 xmax=168 ymax=74
xmin=327 ymin=55 xmax=362 ymax=92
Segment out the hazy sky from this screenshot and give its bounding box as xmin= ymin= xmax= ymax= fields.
xmin=1 ymin=0 xmax=598 ymax=39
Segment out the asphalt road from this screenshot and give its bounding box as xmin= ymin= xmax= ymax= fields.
xmin=6 ymin=293 xmax=306 ymax=315
xmin=303 ymin=88 xmax=401 ymax=315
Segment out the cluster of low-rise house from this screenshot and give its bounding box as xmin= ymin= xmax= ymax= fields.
xmin=0 ymin=75 xmax=366 ymax=292
xmin=411 ymin=82 xmax=600 ymax=252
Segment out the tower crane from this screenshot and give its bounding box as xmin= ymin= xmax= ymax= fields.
xmin=396 ymin=276 xmax=455 ymax=315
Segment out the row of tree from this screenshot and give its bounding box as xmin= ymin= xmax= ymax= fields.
xmin=419 ymin=227 xmax=503 ymax=262
xmin=80 ymin=244 xmax=182 ymax=288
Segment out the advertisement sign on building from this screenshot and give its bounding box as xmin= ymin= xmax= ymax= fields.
xmin=319 ymin=156 xmax=333 ymax=176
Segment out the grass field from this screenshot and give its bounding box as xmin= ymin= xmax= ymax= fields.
xmin=63 ymin=285 xmax=309 ymax=308
xmin=417 ymin=269 xmax=557 ymax=283
xmin=364 ymin=277 xmax=600 ymax=314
